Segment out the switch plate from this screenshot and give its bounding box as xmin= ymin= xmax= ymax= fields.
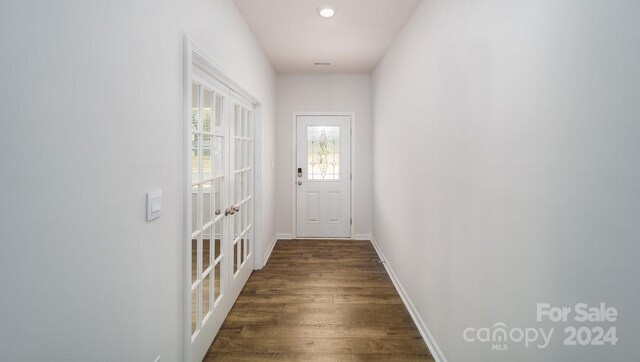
xmin=146 ymin=188 xmax=162 ymax=221
xmin=151 ymin=197 xmax=161 ymax=212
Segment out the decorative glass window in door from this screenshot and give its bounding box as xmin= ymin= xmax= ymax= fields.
xmin=307 ymin=126 xmax=340 ymax=180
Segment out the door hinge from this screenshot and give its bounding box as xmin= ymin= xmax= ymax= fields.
xmin=350 ymin=218 xmax=352 ymax=225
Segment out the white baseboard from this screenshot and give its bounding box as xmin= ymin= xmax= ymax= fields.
xmin=370 ymin=235 xmax=447 ymax=362
xmin=262 ymin=235 xmax=278 ymax=267
xmin=275 ymin=233 xmax=293 ymax=240
xmin=276 ymin=233 xmax=372 ymax=241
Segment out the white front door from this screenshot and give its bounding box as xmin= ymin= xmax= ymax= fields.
xmin=296 ymin=115 xmax=351 ymax=238
xmin=187 ymin=72 xmax=254 ymax=362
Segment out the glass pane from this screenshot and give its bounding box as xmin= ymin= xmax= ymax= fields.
xmin=191 ymin=238 xmax=197 ymax=284
xmin=233 ymin=240 xmax=238 ymax=273
xmin=307 ymin=126 xmax=340 ymax=180
xmin=243 ymin=172 xmax=248 ymax=200
xmin=234 ymin=105 xmax=241 ymax=138
xmin=240 ymin=237 xmax=245 ymax=264
xmin=235 ymin=140 xmax=241 ymax=171
xmin=246 ymin=200 xmax=252 ymax=228
xmin=242 ymin=108 xmax=247 ymax=137
xmin=202 ymin=272 xmax=211 ymax=321
xmin=214 ymin=262 xmax=221 ymax=303
xmin=234 ymin=208 xmax=241 ymax=239
xmin=235 ymin=174 xmax=240 ymax=205
xmin=213 ymin=220 xmax=221 ymax=260
xmin=214 ymin=178 xmax=222 ymax=220
xmin=215 ymin=95 xmax=223 ymax=132
xmin=246 ymin=232 xmax=251 ymax=257
xmin=242 ymin=199 xmax=247 ymax=233
xmin=237 ymin=240 xmax=241 ymax=271
xmin=191 ymin=134 xmax=199 ymax=181
xmin=192 ymin=83 xmax=199 ymax=131
xmin=191 ymin=287 xmax=198 ymax=335
xmin=213 ymin=136 xmax=223 ymax=177
xmin=202 ymin=135 xmax=212 ymax=179
xmin=240 ymin=207 xmax=244 ymax=233
xmin=247 ymin=111 xmax=253 ymax=138
xmin=203 ymin=181 xmax=213 ymax=224
xmin=191 ymin=185 xmax=200 ymax=234
xmin=247 ymin=141 xmax=250 ymax=169
xmin=202 ymin=227 xmax=211 ymax=272
xmin=249 ymin=142 xmax=254 ymax=173
xmin=236 ymin=173 xmax=242 ymax=202
xmin=242 ymin=140 xmax=247 ymax=169
xmin=243 ymin=171 xmax=248 ymax=200
xmin=203 ymin=88 xmax=213 ymax=133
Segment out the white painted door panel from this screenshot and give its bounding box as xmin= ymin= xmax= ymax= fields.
xmin=188 ymin=75 xmax=254 ymax=362
xmin=296 ymin=115 xmax=351 ymax=238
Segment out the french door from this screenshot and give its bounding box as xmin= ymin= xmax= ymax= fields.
xmin=187 ymin=72 xmax=254 ymax=362
xmin=296 ymin=115 xmax=352 ymax=238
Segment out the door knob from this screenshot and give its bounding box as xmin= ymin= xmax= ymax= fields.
xmin=233 ymin=205 xmax=240 ymax=212
xmin=298 ymin=181 xmax=302 ymax=185
xmin=225 ymin=207 xmax=235 ymax=216
xmin=214 ymin=209 xmax=221 ymax=216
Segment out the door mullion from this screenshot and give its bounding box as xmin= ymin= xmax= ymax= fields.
xmin=228 ymin=104 xmax=235 ymax=278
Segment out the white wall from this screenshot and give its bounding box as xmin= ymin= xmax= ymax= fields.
xmin=275 ymin=75 xmax=372 ymax=237
xmin=372 ymin=0 xmax=640 ymax=361
xmin=0 ymin=1 xmax=275 ymax=361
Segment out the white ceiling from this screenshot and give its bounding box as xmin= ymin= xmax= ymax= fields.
xmin=233 ymin=0 xmax=422 ymax=74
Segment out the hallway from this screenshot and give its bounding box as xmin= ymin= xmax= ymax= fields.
xmin=2 ymin=0 xmax=639 ymax=361
xmin=205 ymin=240 xmax=433 ymax=361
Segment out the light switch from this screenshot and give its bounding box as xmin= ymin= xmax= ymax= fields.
xmin=146 ymin=188 xmax=162 ymax=221
xmin=151 ymin=197 xmax=161 ymax=212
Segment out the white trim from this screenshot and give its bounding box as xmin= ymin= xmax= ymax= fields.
xmin=275 ymin=233 xmax=293 ymax=240
xmin=291 ymin=111 xmax=356 ymax=239
xmin=253 ymin=104 xmax=264 ymax=270
xmin=190 ymin=40 xmax=259 ymax=106
xmin=262 ymin=235 xmax=278 ymax=267
xmin=369 ymin=235 xmax=447 ymax=362
xmin=182 ymin=36 xmax=193 ymax=362
xmin=355 ymin=233 xmax=372 ymax=240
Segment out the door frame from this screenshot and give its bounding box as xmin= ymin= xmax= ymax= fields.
xmin=183 ymin=36 xmax=264 ymax=362
xmin=291 ymin=111 xmax=356 ymax=239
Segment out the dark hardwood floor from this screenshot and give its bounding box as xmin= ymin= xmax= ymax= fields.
xmin=204 ymin=239 xmax=434 ymax=362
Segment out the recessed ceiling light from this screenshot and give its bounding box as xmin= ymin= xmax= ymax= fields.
xmin=318 ymin=5 xmax=335 ymax=18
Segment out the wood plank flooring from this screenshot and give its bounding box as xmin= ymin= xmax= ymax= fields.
xmin=204 ymin=239 xmax=434 ymax=362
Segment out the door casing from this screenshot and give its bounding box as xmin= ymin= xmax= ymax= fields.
xmin=291 ymin=111 xmax=356 ymax=239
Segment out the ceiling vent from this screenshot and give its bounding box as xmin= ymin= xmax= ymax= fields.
xmin=313 ymin=62 xmax=332 ymax=66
